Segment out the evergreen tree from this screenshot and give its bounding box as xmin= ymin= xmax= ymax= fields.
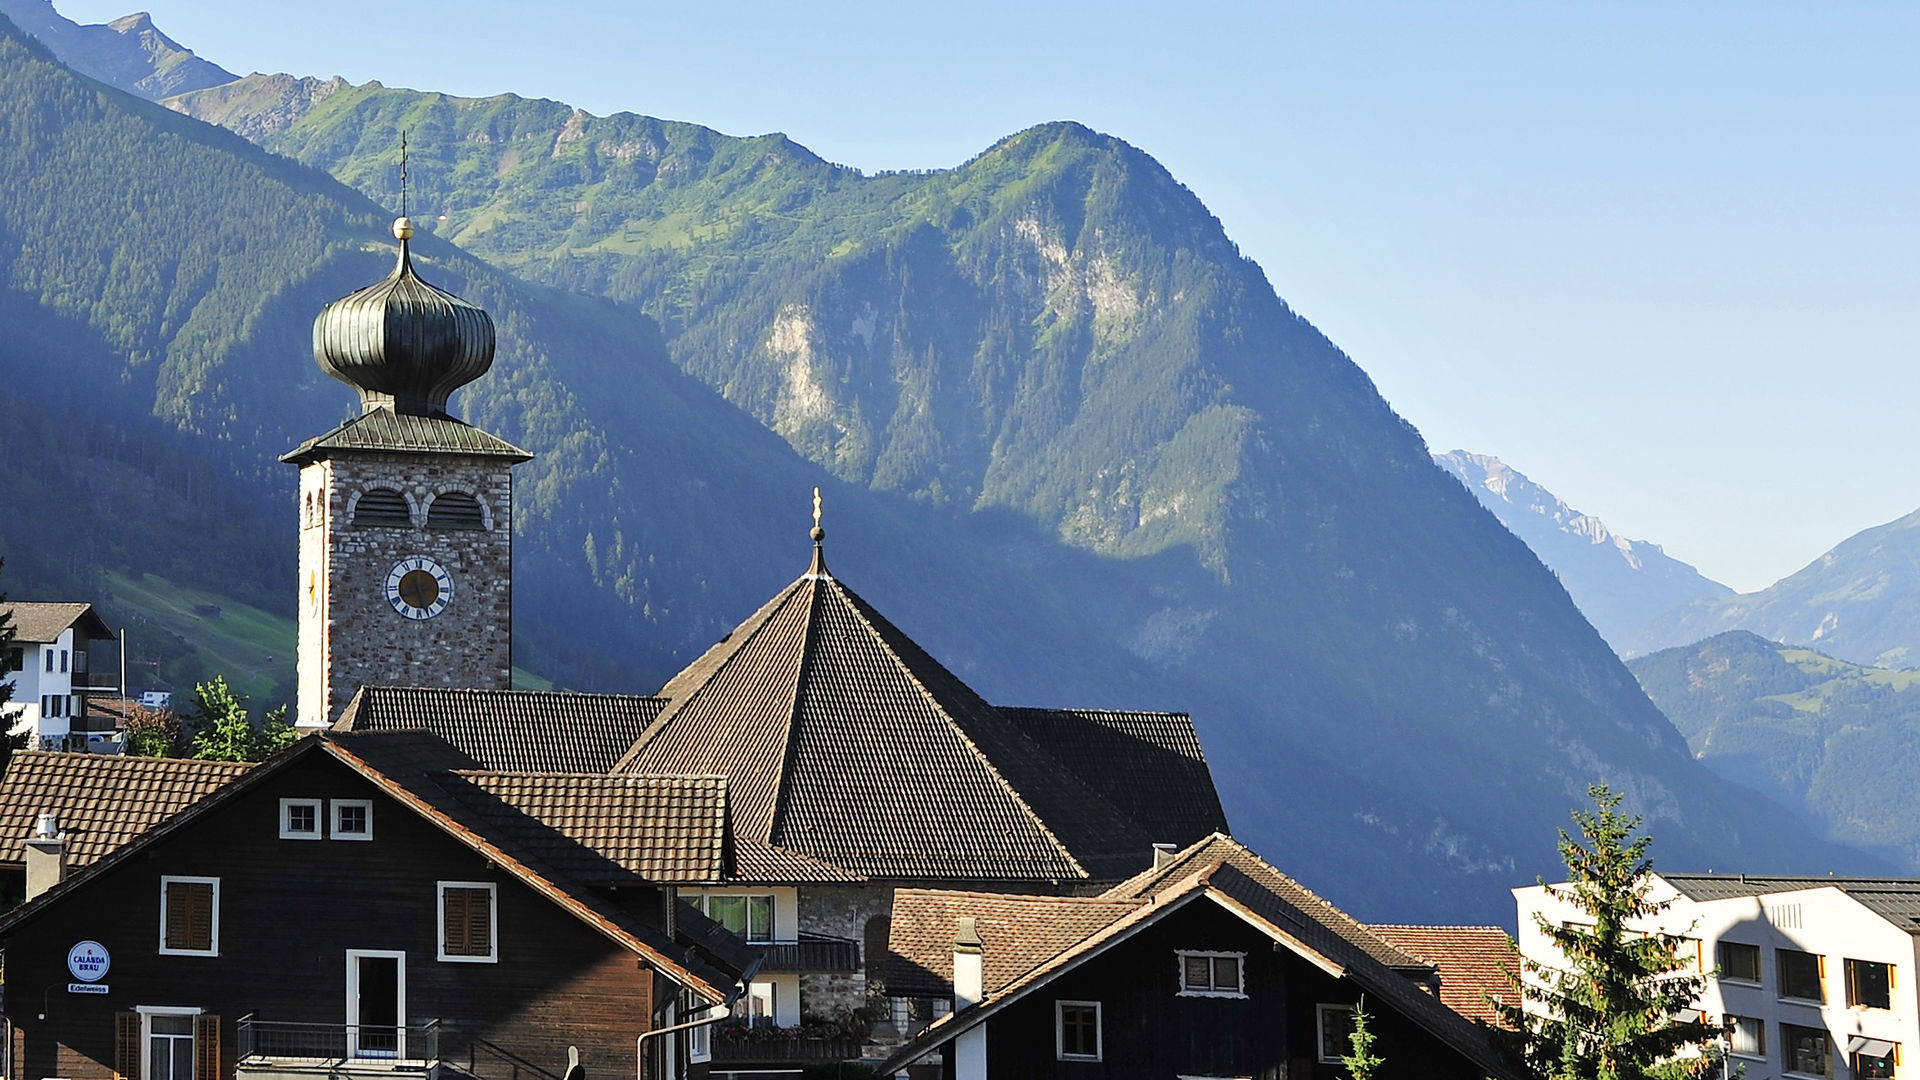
xmin=1341 ymin=996 xmax=1385 ymax=1080
xmin=1501 ymin=784 xmax=1721 ymax=1080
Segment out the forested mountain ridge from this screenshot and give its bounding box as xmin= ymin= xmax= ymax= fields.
xmin=1632 ymin=507 xmax=1920 ymax=669
xmin=0 ymin=10 xmax=1886 ymax=921
xmin=1631 ymin=631 xmax=1920 ymax=870
xmin=1436 ymin=451 xmax=1732 ymax=652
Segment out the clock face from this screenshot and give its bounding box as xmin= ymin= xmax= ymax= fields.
xmin=384 ymin=556 xmax=453 ymax=620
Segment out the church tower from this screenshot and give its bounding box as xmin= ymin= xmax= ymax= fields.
xmin=284 ymin=217 xmax=532 ymax=730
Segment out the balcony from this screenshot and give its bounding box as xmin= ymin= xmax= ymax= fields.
xmin=755 ymin=934 xmax=860 ymax=973
xmin=710 ymin=1033 xmax=863 ymax=1064
xmin=236 ymin=1016 xmax=440 ymax=1080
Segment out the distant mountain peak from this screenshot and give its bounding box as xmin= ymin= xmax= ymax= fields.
xmin=0 ymin=0 xmax=234 ymax=99
xmin=1436 ymin=450 xmax=1731 ymax=651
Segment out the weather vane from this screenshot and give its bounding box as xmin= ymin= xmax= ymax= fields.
xmin=400 ymin=130 xmax=409 ymax=218
xmin=811 ymin=487 xmax=825 ymax=544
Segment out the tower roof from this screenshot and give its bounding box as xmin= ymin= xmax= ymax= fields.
xmin=312 ymin=217 xmax=495 ymax=418
xmin=614 ymin=533 xmax=1188 ymax=882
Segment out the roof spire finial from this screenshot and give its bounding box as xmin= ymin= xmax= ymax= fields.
xmin=807 ymin=486 xmax=829 ymax=577
xmin=391 ymin=131 xmax=415 ymax=257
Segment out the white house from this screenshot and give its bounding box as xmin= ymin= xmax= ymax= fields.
xmin=1 ymin=602 xmax=120 ymax=752
xmin=1516 ymin=873 xmax=1920 ymax=1080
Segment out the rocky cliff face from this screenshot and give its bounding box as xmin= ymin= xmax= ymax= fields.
xmin=0 ymin=0 xmax=234 ymax=98
xmin=1436 ymin=451 xmax=1732 ymax=652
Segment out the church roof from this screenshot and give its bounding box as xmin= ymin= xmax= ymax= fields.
xmin=281 ymin=407 xmax=531 ymax=466
xmin=614 ymin=542 xmax=1221 ymax=882
xmin=335 ymin=686 xmax=661 ymax=772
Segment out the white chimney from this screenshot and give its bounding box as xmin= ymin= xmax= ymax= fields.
xmin=25 ymin=811 xmax=66 ymax=900
xmin=953 ymin=917 xmax=987 ymax=1080
xmin=1152 ymin=842 xmax=1179 ymax=868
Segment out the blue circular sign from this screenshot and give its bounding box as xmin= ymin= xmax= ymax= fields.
xmin=67 ymin=940 xmax=109 ymax=983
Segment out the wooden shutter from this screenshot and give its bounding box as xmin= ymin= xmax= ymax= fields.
xmin=193 ymin=1015 xmax=219 ymax=1080
xmin=443 ymin=887 xmax=491 ymax=957
xmin=114 ymin=1012 xmax=139 ymax=1080
xmin=167 ymin=882 xmax=214 ymax=952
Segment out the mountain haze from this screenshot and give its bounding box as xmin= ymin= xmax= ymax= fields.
xmin=0 ymin=12 xmax=1885 ymax=921
xmin=1436 ymin=451 xmax=1732 ymax=652
xmin=0 ymin=0 xmax=233 ymax=99
xmin=1632 ymin=508 xmax=1920 ymax=668
xmin=1631 ymin=631 xmax=1920 ymax=870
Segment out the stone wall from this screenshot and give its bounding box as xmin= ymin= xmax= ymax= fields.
xmin=795 ymin=883 xmax=894 ymax=1019
xmin=297 ymin=451 xmax=516 ymax=727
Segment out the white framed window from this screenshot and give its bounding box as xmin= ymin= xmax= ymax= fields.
xmin=332 ymin=799 xmax=373 ymax=841
xmin=158 ymin=876 xmax=219 ymax=956
xmin=437 ymin=881 xmax=497 ymax=963
xmin=687 ymin=1001 xmax=711 ymax=1062
xmin=744 ymin=982 xmax=776 ymax=1027
xmin=1318 ymin=1003 xmax=1358 ymax=1064
xmin=1055 ymin=1000 xmax=1102 ymax=1061
xmin=691 ymin=893 xmax=774 ymax=943
xmin=135 ymin=1006 xmax=203 ymax=1080
xmin=279 ymin=799 xmax=322 ymax=840
xmin=1176 ymin=950 xmax=1247 ymax=998
xmin=1727 ymin=1015 xmax=1765 ymax=1059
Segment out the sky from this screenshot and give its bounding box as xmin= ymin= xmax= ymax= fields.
xmin=57 ymin=0 xmax=1920 ymax=591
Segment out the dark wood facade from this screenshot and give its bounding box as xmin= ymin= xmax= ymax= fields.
xmin=0 ymin=751 xmax=687 ymax=1080
xmin=962 ymin=901 xmax=1490 ymax=1080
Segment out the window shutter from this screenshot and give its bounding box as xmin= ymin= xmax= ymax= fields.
xmin=114 ymin=1012 xmax=139 ymax=1080
xmin=466 ymin=889 xmax=491 ymax=957
xmin=194 ymin=1015 xmax=220 ymax=1080
xmin=187 ymin=884 xmax=213 ymax=951
xmin=166 ymin=881 xmax=192 ymax=949
xmin=443 ymin=888 xmax=467 ymax=955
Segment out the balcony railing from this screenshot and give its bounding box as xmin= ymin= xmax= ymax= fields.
xmin=710 ymin=1034 xmax=862 ymax=1063
xmin=755 ymin=935 xmax=860 ymax=972
xmin=237 ymin=1015 xmax=440 ymax=1068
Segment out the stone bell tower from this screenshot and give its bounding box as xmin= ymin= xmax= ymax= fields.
xmin=283 ymin=216 xmax=532 ymax=730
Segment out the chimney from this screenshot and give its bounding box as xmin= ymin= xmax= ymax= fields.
xmin=25 ymin=811 xmax=66 ymax=900
xmin=952 ymin=917 xmax=986 ymax=1080
xmin=1153 ymin=842 xmax=1179 ymax=868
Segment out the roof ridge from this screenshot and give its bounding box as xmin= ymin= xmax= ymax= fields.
xmin=821 ymin=577 xmax=1088 ymax=877
xmin=613 ymin=575 xmax=812 ymax=772
xmin=1369 ymin=923 xmax=1510 ymax=932
xmin=892 ymin=886 xmax=1148 ymax=904
xmin=367 ymin=685 xmax=666 ymax=704
xmin=453 ymin=770 xmax=729 ymax=782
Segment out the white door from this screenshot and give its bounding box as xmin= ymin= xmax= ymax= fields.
xmin=346 ymin=950 xmax=406 ymax=1059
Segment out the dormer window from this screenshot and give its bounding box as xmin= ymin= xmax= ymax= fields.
xmin=353 ymin=489 xmax=412 ymax=527
xmin=426 ymin=491 xmax=486 ymax=530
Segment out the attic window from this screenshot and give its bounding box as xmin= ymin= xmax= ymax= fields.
xmin=426 ymin=492 xmax=486 ymax=530
xmin=354 ymin=488 xmax=412 ymax=527
xmin=1176 ymin=950 xmax=1246 ymax=998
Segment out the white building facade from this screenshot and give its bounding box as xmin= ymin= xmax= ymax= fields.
xmin=1516 ymin=874 xmax=1920 ymax=1080
xmin=1 ymin=602 xmax=118 ymax=752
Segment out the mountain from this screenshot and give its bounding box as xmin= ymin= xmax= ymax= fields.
xmin=1630 ymin=631 xmax=1920 ymax=869
xmin=1632 ymin=508 xmax=1920 ymax=668
xmin=0 ymin=12 xmax=1883 ymax=922
xmin=1435 ymin=451 xmax=1732 ymax=652
xmin=0 ymin=0 xmax=233 ymax=99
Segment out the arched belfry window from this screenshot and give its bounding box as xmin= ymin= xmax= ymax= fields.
xmin=353 ymin=488 xmax=412 ymax=527
xmin=427 ymin=491 xmax=487 ymax=530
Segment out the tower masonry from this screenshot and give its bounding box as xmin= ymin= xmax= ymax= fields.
xmin=284 ymin=217 xmax=531 ymax=729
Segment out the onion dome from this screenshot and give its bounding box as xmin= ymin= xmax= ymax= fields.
xmin=312 ymin=217 xmax=495 ymax=417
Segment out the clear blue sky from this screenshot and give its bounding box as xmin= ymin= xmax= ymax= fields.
xmin=59 ymin=0 xmax=1920 ymax=591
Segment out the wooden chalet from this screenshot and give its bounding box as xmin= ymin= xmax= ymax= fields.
xmin=0 ymin=731 xmax=756 ymax=1080
xmin=879 ymin=834 xmax=1521 ymax=1080
xmin=335 ymin=536 xmax=1231 ymax=1063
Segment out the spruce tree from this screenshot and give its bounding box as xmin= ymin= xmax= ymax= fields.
xmin=1341 ymin=996 xmax=1385 ymax=1080
xmin=1501 ymin=784 xmax=1720 ymax=1080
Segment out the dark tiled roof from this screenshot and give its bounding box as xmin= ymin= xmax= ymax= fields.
xmin=1002 ymin=707 xmax=1228 ymax=845
xmin=281 ymin=407 xmax=531 ymax=465
xmin=617 ymin=549 xmax=1184 ymax=881
xmin=1658 ymin=873 xmax=1920 ymax=935
xmin=887 ymin=889 xmax=1142 ymax=998
xmin=732 ymin=838 xmax=863 ymax=883
xmin=1106 ymin=834 xmax=1428 ymax=971
xmin=447 ymin=772 xmax=728 ymax=883
xmin=336 ymin=686 xmax=664 ymax=773
xmin=1 ymin=602 xmax=113 ymax=644
xmin=879 ymin=835 xmax=1519 ymax=1079
xmin=1369 ymin=925 xmax=1516 ymax=1026
xmin=0 ymin=752 xmax=252 ymax=868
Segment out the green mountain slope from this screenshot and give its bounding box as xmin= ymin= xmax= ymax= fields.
xmin=1631 ymin=508 xmax=1920 ymax=667
xmin=0 ymin=20 xmax=1883 ymax=923
xmin=1631 ymin=631 xmax=1920 ymax=868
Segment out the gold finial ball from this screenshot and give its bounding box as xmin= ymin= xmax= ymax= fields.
xmin=392 ymin=216 xmax=416 ymax=241
xmin=810 ymin=525 xmax=826 ymax=543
